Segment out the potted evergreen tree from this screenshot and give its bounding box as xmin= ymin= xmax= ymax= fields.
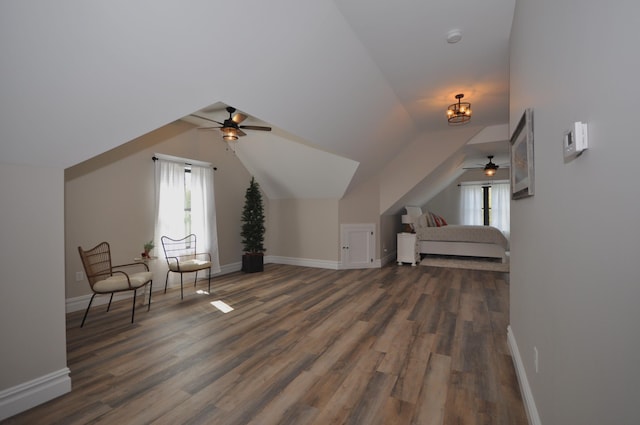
xmin=240 ymin=176 xmax=266 ymax=272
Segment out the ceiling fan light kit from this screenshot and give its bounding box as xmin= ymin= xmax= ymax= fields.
xmin=483 ymin=155 xmax=498 ymax=176
xmin=194 ymin=106 xmax=272 ymax=141
xmin=446 ymin=93 xmax=472 ymax=125
xmin=222 ymin=128 xmax=239 ymax=141
xmin=463 ymin=155 xmax=506 ymax=176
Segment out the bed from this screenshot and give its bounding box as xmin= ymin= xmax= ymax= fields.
xmin=408 ymin=208 xmax=509 ymax=263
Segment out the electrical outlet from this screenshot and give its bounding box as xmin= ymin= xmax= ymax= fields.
xmin=534 ymin=346 xmax=539 ymax=373
xmin=75 ymin=271 xmax=84 ymax=281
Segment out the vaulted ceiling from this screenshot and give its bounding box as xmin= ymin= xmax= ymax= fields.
xmin=1 ymin=0 xmax=515 ymax=212
xmin=182 ymin=0 xmax=515 ymax=205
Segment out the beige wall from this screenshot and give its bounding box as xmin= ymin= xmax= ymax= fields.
xmin=268 ymin=198 xmax=339 ymax=261
xmin=64 ymin=122 xmax=251 ymax=299
xmin=339 ymin=176 xmax=385 ymax=258
xmin=0 ymin=164 xmax=68 ymax=393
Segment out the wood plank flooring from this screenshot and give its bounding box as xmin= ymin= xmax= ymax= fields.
xmin=4 ymin=264 xmax=528 ymax=425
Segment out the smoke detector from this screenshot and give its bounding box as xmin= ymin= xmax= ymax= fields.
xmin=446 ymin=29 xmax=462 ymax=44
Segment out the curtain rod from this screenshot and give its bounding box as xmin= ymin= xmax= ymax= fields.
xmin=457 ymin=179 xmax=508 ymax=187
xmin=152 ymin=155 xmax=217 ymax=170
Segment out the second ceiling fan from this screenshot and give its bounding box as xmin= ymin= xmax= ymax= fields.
xmin=192 ymin=106 xmax=272 ymax=141
xmin=464 ymin=155 xmax=508 ymax=177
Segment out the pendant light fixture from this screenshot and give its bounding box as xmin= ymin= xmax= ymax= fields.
xmin=446 ymin=93 xmax=472 ymax=125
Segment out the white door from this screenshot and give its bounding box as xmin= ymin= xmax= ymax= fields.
xmin=340 ymin=223 xmax=375 ymax=269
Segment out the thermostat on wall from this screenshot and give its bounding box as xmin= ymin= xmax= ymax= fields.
xmin=564 ymin=121 xmax=588 ymax=160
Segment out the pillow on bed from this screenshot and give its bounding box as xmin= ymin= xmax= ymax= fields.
xmin=434 ymin=214 xmax=448 ymax=226
xmin=414 ymin=211 xmax=448 ymax=228
xmin=415 ymin=213 xmax=428 ymax=229
xmin=425 ymin=212 xmax=435 ymax=227
xmin=425 ymin=211 xmax=448 ymax=227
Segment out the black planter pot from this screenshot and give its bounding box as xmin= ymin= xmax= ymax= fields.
xmin=242 ymin=253 xmax=264 ymax=273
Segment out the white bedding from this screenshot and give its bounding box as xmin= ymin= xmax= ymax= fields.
xmin=416 ymin=225 xmax=509 ymax=250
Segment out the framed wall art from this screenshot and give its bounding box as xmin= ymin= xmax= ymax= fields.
xmin=510 ymin=108 xmax=534 ymax=199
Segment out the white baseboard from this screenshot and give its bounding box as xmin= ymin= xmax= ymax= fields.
xmin=266 ymin=255 xmax=340 ymax=270
xmin=267 ymin=255 xmax=384 ymax=270
xmin=0 ymin=368 xmax=71 ymax=421
xmin=507 ymin=325 xmax=541 ymax=425
xmin=217 ymin=261 xmax=242 ymax=275
xmin=337 ymin=259 xmax=381 ymax=270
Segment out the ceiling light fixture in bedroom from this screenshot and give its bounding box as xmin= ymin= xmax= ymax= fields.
xmin=483 ymin=155 xmax=499 ymax=177
xmin=446 ymin=93 xmax=472 ymax=125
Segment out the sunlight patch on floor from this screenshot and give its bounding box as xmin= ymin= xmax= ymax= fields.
xmin=211 ymin=300 xmax=234 ymax=313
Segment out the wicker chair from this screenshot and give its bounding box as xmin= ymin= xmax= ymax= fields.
xmin=78 ymin=242 xmax=153 ymax=327
xmin=161 ymin=234 xmax=212 ymax=299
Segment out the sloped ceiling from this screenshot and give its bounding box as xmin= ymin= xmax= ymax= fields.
xmin=0 ymin=0 xmax=515 ymax=205
xmin=183 ymin=105 xmax=359 ymax=199
xmin=182 ymin=0 xmax=515 ymax=202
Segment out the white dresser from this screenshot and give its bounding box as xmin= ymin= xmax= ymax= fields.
xmin=397 ymin=232 xmax=418 ymax=266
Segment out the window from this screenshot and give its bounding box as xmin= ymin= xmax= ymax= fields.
xmin=153 ymin=156 xmax=220 ymax=274
xmin=460 ymin=182 xmax=510 ymax=235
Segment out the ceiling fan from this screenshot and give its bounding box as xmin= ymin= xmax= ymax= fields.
xmin=463 ymin=155 xmax=508 ymax=177
xmin=191 ymin=106 xmax=272 ymax=141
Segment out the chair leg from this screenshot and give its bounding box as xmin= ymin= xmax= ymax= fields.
xmin=194 ymin=271 xmax=198 ymax=287
xmin=106 ymin=293 xmax=114 ymax=312
xmin=81 ymin=293 xmax=97 ymax=328
xmin=164 ymin=270 xmax=170 ymax=293
xmin=208 ymin=267 xmax=211 ymax=293
xmin=147 ymin=281 xmax=153 ymax=311
xmin=180 ymin=274 xmax=184 ymax=300
xmin=131 ymin=289 xmax=137 ymax=323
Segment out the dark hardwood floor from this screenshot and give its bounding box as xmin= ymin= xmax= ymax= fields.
xmin=4 ymin=263 xmax=528 ymax=425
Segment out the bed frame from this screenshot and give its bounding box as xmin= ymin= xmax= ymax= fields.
xmin=418 ymin=240 xmax=508 ymax=263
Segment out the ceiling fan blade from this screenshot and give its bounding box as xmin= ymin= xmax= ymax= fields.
xmin=190 ymin=114 xmax=224 ymax=126
xmin=239 ymin=125 xmax=272 ymax=131
xmin=197 ymin=126 xmax=222 ymax=130
xmin=232 ymin=113 xmax=248 ymax=124
xmin=237 ymin=129 xmax=247 ymax=137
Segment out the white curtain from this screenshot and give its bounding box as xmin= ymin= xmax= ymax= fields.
xmin=460 ymin=184 xmax=483 ymax=225
xmin=154 ymin=158 xmax=221 ymax=277
xmin=154 ymin=159 xmax=186 ymax=253
xmin=190 ymin=164 xmax=221 ymax=273
xmin=491 ymin=182 xmax=510 ymax=236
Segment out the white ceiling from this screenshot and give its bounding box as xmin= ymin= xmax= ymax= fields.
xmin=183 ymin=0 xmax=515 ymax=202
xmin=1 ymin=1 xmax=516 ymax=209
xmin=334 ymin=0 xmax=515 ymax=132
